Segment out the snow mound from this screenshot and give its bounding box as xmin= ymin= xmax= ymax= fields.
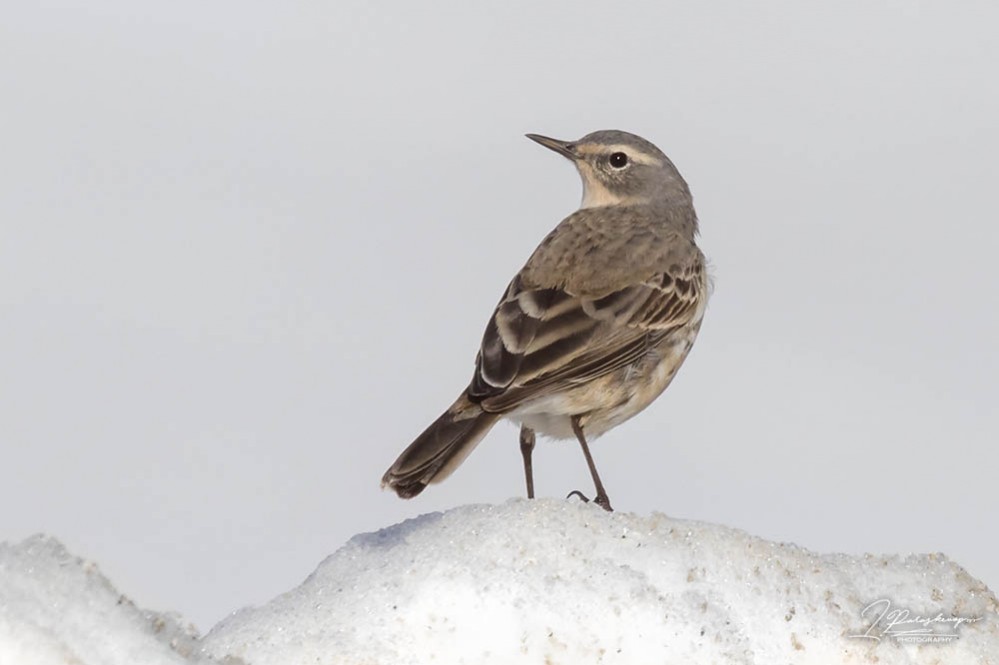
xmin=202 ymin=499 xmax=998 ymax=664
xmin=0 ymin=535 xmax=206 ymax=665
xmin=3 ymin=504 xmax=996 ymax=665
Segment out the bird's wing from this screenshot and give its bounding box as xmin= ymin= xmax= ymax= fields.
xmin=468 ymin=255 xmax=705 ymax=412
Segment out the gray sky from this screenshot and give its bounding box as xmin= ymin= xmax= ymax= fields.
xmin=2 ymin=1 xmax=996 ymax=632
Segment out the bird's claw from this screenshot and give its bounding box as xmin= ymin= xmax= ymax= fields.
xmin=566 ymin=489 xmax=613 ymax=512
xmin=594 ymin=494 xmax=613 ymax=512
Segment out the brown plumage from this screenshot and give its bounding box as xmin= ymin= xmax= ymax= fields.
xmin=382 ymin=130 xmax=709 ymax=510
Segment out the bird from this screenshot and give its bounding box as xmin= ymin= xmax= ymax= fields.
xmin=381 ymin=130 xmax=709 ymax=511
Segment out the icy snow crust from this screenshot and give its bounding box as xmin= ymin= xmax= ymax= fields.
xmin=1 ymin=501 xmax=996 ymax=664
xmin=203 ymin=500 xmax=998 ymax=664
xmin=0 ymin=535 xmax=206 ymax=665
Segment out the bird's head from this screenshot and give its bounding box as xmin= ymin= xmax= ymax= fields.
xmin=526 ymin=129 xmax=690 ymax=209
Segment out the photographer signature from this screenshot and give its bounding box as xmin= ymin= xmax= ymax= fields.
xmin=849 ymin=598 xmax=982 ymax=644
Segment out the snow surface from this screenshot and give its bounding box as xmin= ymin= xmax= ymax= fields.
xmin=0 ymin=535 xmax=206 ymax=665
xmin=202 ymin=500 xmax=998 ymax=664
xmin=2 ymin=501 xmax=997 ymax=665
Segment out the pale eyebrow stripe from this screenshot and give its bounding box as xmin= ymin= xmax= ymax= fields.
xmin=576 ymin=143 xmax=663 ymax=166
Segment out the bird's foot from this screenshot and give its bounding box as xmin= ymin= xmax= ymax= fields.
xmin=566 ymin=490 xmax=613 ymax=512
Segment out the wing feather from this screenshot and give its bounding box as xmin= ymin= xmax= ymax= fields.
xmin=468 ymin=257 xmax=706 ymax=411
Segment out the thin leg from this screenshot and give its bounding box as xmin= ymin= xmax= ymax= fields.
xmin=519 ymin=425 xmax=536 ymax=499
xmin=570 ymin=416 xmax=613 ymax=512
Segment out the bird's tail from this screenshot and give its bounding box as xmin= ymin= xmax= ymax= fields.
xmin=381 ymin=393 xmax=500 ymax=498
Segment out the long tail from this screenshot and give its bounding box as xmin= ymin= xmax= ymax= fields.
xmin=381 ymin=393 xmax=500 ymax=498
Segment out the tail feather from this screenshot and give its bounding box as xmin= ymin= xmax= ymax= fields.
xmin=382 ymin=394 xmax=500 ymax=498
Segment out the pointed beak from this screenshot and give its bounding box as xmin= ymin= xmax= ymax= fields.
xmin=525 ymin=133 xmax=577 ymax=160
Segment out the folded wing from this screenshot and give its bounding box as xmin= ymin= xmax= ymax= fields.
xmin=468 ymin=256 xmax=705 ymax=412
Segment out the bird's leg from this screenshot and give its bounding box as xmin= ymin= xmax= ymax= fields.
xmin=570 ymin=416 xmax=613 ymax=512
xmin=519 ymin=425 xmax=536 ymax=499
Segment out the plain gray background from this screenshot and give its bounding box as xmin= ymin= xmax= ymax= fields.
xmin=2 ymin=1 xmax=996 ymax=632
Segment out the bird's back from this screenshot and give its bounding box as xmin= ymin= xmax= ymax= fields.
xmin=519 ymin=203 xmax=702 ymax=298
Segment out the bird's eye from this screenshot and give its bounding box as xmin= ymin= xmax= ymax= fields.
xmin=609 ymin=152 xmax=629 ymax=168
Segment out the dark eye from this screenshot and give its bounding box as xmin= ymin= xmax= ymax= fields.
xmin=609 ymin=152 xmax=628 ymax=168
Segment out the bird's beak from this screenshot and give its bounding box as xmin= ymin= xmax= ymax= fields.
xmin=525 ymin=133 xmax=577 ymax=160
